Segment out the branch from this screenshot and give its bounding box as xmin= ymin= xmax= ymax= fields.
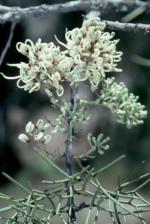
xmin=65 ymin=87 xmax=77 ymax=223
xmin=0 ymin=0 xmax=150 ymax=23
xmin=0 ymin=21 xmax=16 ymax=67
xmin=0 ymin=1 xmax=149 ymax=34
xmin=105 ymin=20 xmax=150 ymax=33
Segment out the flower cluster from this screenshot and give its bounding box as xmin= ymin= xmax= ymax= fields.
xmin=1 ymin=15 xmax=147 ymax=136
xmin=60 ymin=101 xmax=90 ymax=123
xmin=78 ymin=132 xmax=110 ymax=160
xmin=2 ymin=39 xmax=72 ymax=96
xmin=1 ymin=15 xmax=122 ymax=95
xmin=88 ymin=133 xmax=110 ymax=156
xmin=52 ymin=101 xmax=90 ymax=134
xmin=65 ymin=16 xmax=122 ymax=90
xmin=18 ymin=119 xmax=51 ymax=144
xmin=98 ymin=78 xmax=147 ymax=128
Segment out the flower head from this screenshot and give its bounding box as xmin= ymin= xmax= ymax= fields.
xmin=65 ymin=16 xmax=122 ymax=90
xmin=98 ymin=78 xmax=147 ymax=128
xmin=3 ymin=39 xmax=72 ymax=96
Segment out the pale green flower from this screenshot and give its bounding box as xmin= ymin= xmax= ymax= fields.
xmin=88 ymin=133 xmax=110 ymax=155
xmin=79 ymin=132 xmax=110 ymax=159
xmin=1 ymin=39 xmax=72 ymax=96
xmin=98 ymin=78 xmax=147 ymax=128
xmin=65 ymin=17 xmax=122 ymax=90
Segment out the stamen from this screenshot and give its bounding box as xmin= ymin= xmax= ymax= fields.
xmin=0 ymin=73 xmax=20 ymax=80
xmin=54 ymin=35 xmax=68 ymax=49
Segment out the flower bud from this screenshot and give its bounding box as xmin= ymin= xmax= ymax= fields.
xmin=18 ymin=134 xmax=29 ymax=143
xmin=25 ymin=121 xmax=35 ymax=133
xmin=42 ymin=135 xmax=51 ymax=144
xmin=34 ymin=132 xmax=44 ymax=141
xmin=36 ymin=119 xmax=44 ymax=129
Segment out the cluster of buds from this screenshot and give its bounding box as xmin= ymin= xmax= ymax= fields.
xmin=88 ymin=133 xmax=110 ymax=156
xmin=51 ymin=101 xmax=90 ymax=134
xmin=60 ymin=101 xmax=90 ymax=123
xmin=18 ymin=119 xmax=51 ymax=144
xmin=99 ymin=78 xmax=147 ymax=128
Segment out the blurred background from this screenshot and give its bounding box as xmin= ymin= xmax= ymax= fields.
xmin=0 ymin=0 xmax=150 ymax=223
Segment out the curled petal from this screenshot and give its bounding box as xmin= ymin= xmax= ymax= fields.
xmin=45 ymin=88 xmax=53 ymax=97
xmin=54 ymin=34 xmax=68 ymax=49
xmin=36 ymin=119 xmax=44 ymax=129
xmin=42 ymin=135 xmax=51 ymax=144
xmin=34 ymin=132 xmax=44 ymax=141
xmin=29 ymin=82 xmax=41 ymax=93
xmin=56 ymin=85 xmax=64 ymax=96
xmin=7 ymin=63 xmax=21 ymax=68
xmin=16 ymin=79 xmax=27 ymax=88
xmin=25 ymin=39 xmax=35 ymax=48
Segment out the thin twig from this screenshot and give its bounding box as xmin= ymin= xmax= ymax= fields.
xmin=114 ymin=192 xmax=122 ymax=224
xmin=0 ymin=2 xmax=149 ymax=34
xmin=105 ymin=20 xmax=150 ymax=33
xmin=94 ymin=178 xmax=145 ymax=221
xmin=94 ymin=155 xmax=126 ymax=176
xmin=2 ymin=172 xmax=30 ymax=194
xmin=0 ymin=0 xmax=150 ymax=23
xmin=0 ymin=21 xmax=16 ymax=67
xmin=35 ymin=147 xmax=70 ymax=179
xmin=74 ymin=202 xmax=90 ymax=212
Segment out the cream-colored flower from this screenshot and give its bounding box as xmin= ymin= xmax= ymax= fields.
xmin=1 ymin=39 xmax=72 ymax=96
xmin=98 ymin=78 xmax=147 ymax=128
xmin=65 ymin=16 xmax=122 ymax=90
